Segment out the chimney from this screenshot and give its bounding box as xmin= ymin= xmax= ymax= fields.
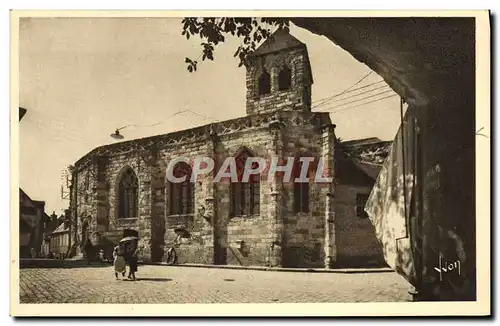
xmin=50 ymin=211 xmax=58 ymax=225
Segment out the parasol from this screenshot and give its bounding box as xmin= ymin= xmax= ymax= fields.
xmin=174 ymin=228 xmax=190 ymax=238
xmin=120 ymin=236 xmax=139 ymax=243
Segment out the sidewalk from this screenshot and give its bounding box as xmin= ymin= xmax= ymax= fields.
xmin=19 ymin=258 xmax=110 ymax=269
xmin=145 ymin=262 xmax=394 ymax=274
xmin=19 ymin=258 xmax=394 ymax=274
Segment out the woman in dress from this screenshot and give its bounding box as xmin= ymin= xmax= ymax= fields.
xmin=112 ymin=245 xmax=126 ymax=280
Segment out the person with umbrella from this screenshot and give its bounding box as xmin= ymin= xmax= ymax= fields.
xmin=120 ymin=236 xmax=139 ymax=280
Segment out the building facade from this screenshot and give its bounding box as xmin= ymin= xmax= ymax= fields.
xmin=334 ymin=138 xmax=392 ymax=267
xmin=50 ymin=220 xmax=71 ymax=259
xmin=19 ymin=188 xmax=50 ymax=258
xmin=69 ymin=29 xmax=382 ymax=268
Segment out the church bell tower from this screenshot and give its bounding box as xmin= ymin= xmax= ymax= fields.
xmin=245 ymin=28 xmax=313 ymax=115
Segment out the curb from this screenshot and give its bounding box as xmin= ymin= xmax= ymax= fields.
xmin=19 ymin=259 xmax=394 ymax=274
xmin=141 ymin=262 xmax=394 ymax=274
xmin=19 ymin=259 xmax=111 ymax=269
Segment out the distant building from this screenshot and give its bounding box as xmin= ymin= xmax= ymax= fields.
xmin=19 ymin=188 xmax=50 ymax=258
xmin=40 ymin=212 xmax=60 ymax=257
xmin=19 ymin=218 xmax=32 ymax=258
xmin=334 ymin=137 xmax=392 ymax=267
xmin=50 ymin=217 xmax=71 ymax=259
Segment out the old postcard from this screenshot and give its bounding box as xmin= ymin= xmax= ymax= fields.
xmin=10 ymin=10 xmax=490 ymax=317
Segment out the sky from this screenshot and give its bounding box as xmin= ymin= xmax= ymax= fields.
xmin=19 ymin=17 xmax=402 ymax=215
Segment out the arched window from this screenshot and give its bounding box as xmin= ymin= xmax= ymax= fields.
xmin=278 ymin=66 xmax=292 ymax=91
xmin=231 ymin=148 xmax=260 ymax=216
xmin=169 ymin=162 xmax=194 ymax=215
xmin=293 ymin=158 xmax=311 ymax=214
xmin=117 ymin=167 xmax=139 ymax=218
xmin=258 ymin=70 xmax=271 ymax=95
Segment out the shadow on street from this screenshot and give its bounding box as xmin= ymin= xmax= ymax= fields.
xmin=135 ymin=277 xmax=172 ymax=282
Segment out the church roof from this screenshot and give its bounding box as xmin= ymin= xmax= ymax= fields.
xmin=334 ymin=138 xmax=391 ymax=186
xmin=52 ymin=222 xmax=69 ymax=235
xmin=252 ymin=28 xmax=306 ymax=56
xmin=342 ymin=137 xmax=384 ymax=147
xmin=74 ymin=110 xmax=332 ymax=168
xmin=335 ymin=146 xmax=377 ymax=186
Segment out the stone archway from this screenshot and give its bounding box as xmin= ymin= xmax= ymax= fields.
xmin=289 ymin=17 xmax=478 ymax=301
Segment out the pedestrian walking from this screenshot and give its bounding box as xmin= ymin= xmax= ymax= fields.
xmin=120 ymin=236 xmax=139 ymax=281
xmin=112 ymin=245 xmax=126 ymax=280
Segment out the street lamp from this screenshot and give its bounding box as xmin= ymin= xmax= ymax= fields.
xmin=109 ymin=122 xmax=163 ymax=141
xmin=110 ymin=129 xmax=125 ymax=140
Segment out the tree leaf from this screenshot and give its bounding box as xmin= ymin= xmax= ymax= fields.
xmin=234 ymin=47 xmax=241 ymax=58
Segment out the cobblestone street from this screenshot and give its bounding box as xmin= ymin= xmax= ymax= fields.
xmin=19 ymin=265 xmax=413 ymax=303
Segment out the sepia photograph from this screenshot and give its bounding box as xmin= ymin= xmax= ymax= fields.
xmin=10 ymin=10 xmax=490 ymax=316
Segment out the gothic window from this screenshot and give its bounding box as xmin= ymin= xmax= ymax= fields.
xmin=117 ymin=167 xmax=139 ymax=219
xmin=231 ymin=148 xmax=260 ymax=216
xmin=293 ymin=157 xmax=310 ymax=214
xmin=258 ymin=70 xmax=271 ymax=95
xmin=278 ymin=66 xmax=292 ymax=91
xmin=169 ymin=162 xmax=194 ymax=215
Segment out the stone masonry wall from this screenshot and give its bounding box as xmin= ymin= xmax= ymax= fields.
xmin=73 ymin=111 xmax=334 ymax=267
xmin=101 ymin=150 xmax=153 ymax=259
xmin=246 ymin=48 xmax=312 ymax=115
xmin=334 ymin=184 xmax=386 ymax=267
xmin=280 ymin=120 xmax=328 ymax=268
xmin=74 ymin=164 xmax=97 ymax=245
xmin=161 ymin=138 xmax=213 ymax=265
xmin=216 ymin=127 xmax=276 ymax=267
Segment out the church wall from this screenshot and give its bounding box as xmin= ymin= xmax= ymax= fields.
xmin=280 ymin=121 xmax=328 ymax=268
xmin=74 ymin=165 xmax=98 ymax=245
xmin=215 ymin=127 xmax=277 ymax=266
xmin=91 ymin=151 xmax=154 ymax=259
xmin=160 ymin=139 xmax=214 ymax=265
xmin=72 ymin=112 xmax=335 ymax=267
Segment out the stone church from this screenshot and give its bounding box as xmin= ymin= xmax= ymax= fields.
xmin=69 ymin=28 xmax=384 ymax=268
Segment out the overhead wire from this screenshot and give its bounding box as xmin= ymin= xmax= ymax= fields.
xmin=313 ymin=84 xmax=390 ymax=108
xmin=312 ymin=80 xmax=385 ymax=108
xmin=324 ymin=94 xmax=399 ymax=114
xmin=312 ymin=71 xmax=376 ymax=108
xmin=317 ymin=89 xmax=396 ymax=113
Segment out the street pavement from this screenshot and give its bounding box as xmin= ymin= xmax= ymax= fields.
xmin=19 ymin=265 xmax=413 ymax=303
